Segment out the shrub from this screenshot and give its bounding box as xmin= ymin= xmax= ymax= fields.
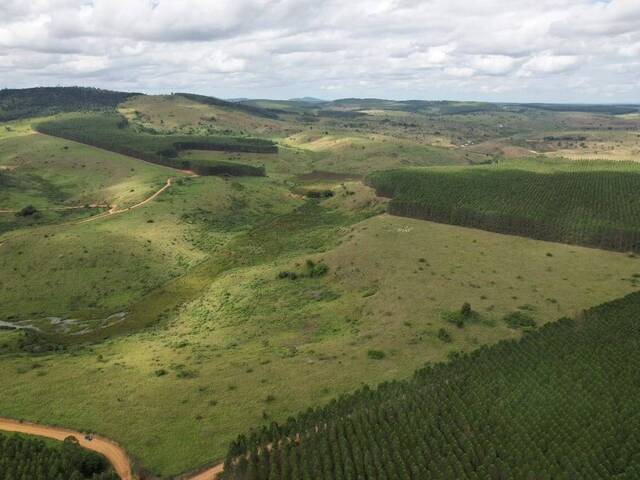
xmin=503 ymin=311 xmax=537 ymax=329
xmin=367 ymin=350 xmax=386 ymax=360
xmin=306 ymin=189 xmax=334 ymax=199
xmin=437 ymin=328 xmax=452 ymax=343
xmin=15 ymin=205 xmax=37 ymax=217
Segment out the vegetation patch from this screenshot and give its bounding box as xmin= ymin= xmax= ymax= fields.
xmin=503 ymin=311 xmax=537 ymax=329
xmin=0 ymin=433 xmax=116 ymax=479
xmin=369 ymin=162 xmax=640 ymax=252
xmin=35 ymin=113 xmax=275 ymax=176
xmin=223 ymin=291 xmax=640 ymax=480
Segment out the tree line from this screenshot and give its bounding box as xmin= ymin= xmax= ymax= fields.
xmin=35 ymin=113 xmax=275 ymax=177
xmin=222 ymin=291 xmax=640 ymax=479
xmin=0 ymin=433 xmax=117 ymax=480
xmin=368 ymin=167 xmax=640 ymax=252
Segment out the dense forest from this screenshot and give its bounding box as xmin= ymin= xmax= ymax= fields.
xmin=36 ymin=113 xmax=275 ymax=176
xmin=222 ymin=291 xmax=640 ymax=479
xmin=0 ymin=433 xmax=117 ymax=480
xmin=0 ymin=87 xmax=139 ymax=122
xmin=368 ymin=167 xmax=640 ymax=252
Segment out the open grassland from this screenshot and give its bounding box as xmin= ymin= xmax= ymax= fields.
xmin=0 ymin=175 xmax=298 ymax=339
xmin=3 ymin=93 xmax=640 ymax=478
xmin=223 ymin=291 xmax=640 ymax=480
xmin=0 ymin=132 xmax=172 ymax=210
xmin=283 ymin=132 xmax=485 ymax=174
xmin=0 ymin=132 xmax=176 ymax=234
xmin=1 ymin=212 xmax=638 ymax=476
xmin=541 ymin=130 xmax=640 ymax=161
xmin=119 ymin=95 xmax=293 ymax=138
xmin=369 ymin=159 xmax=640 ymax=252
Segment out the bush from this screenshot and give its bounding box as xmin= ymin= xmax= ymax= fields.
xmin=367 ymin=350 xmax=386 ymax=360
xmin=437 ymin=328 xmax=452 ymax=343
xmin=503 ymin=311 xmax=537 ymax=329
xmin=15 ymin=205 xmax=37 ymax=217
xmin=306 ymin=189 xmax=334 ymax=199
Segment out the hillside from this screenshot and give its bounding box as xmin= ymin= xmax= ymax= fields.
xmin=222 ymin=291 xmax=640 ymax=480
xmin=0 ymin=87 xmax=139 ymax=122
xmin=35 ymin=113 xmax=275 ymax=176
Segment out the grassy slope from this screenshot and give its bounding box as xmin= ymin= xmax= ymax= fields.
xmin=0 ymin=131 xmax=172 ymax=211
xmin=3 ymin=98 xmax=640 ymax=476
xmin=0 ymin=175 xmax=297 ymax=333
xmin=0 ymin=210 xmax=638 ymax=476
xmin=223 ymin=291 xmax=640 ymax=480
xmin=119 ymin=95 xmax=291 ymax=137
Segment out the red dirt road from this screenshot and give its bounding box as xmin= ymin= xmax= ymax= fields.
xmin=0 ymin=417 xmax=132 ymax=480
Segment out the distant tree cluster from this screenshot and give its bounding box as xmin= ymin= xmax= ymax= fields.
xmin=0 ymin=434 xmax=117 ymax=480
xmin=35 ymin=113 xmax=273 ymax=176
xmin=368 ymin=167 xmax=640 ymax=252
xmin=222 ymin=291 xmax=640 ymax=479
xmin=0 ymin=87 xmax=139 ymax=122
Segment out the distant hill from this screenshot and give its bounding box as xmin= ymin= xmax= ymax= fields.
xmin=174 ymin=92 xmax=280 ymax=119
xmin=514 ymin=103 xmax=640 ymax=115
xmin=0 ymin=86 xmax=140 ymax=122
xmin=288 ymin=97 xmax=327 ymax=104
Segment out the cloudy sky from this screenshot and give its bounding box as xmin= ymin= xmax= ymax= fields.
xmin=1 ymin=0 xmax=639 ymax=102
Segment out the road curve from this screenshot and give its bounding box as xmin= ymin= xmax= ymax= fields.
xmin=184 ymin=462 xmax=224 ymax=480
xmin=0 ymin=417 xmax=132 ymax=480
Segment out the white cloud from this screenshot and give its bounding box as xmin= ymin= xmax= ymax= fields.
xmin=0 ymin=0 xmax=638 ymax=102
xmin=521 ymin=54 xmax=580 ymax=75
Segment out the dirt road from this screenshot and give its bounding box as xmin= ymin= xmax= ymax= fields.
xmin=0 ymin=415 xmax=229 ymax=480
xmin=0 ymin=204 xmax=108 ymax=214
xmin=76 ymin=177 xmax=173 ymax=225
xmin=182 ymin=463 xmax=224 ymax=480
xmin=0 ymin=417 xmax=132 ymax=480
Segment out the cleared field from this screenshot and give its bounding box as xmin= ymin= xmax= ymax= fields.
xmin=369 ymin=160 xmax=640 ymax=252
xmin=0 ymin=213 xmax=637 ymax=476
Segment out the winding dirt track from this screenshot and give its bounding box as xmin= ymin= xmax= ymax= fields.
xmin=0 ymin=415 xmax=227 ymax=479
xmin=0 ymin=417 xmax=132 ymax=480
xmin=76 ymin=177 xmax=173 ymax=224
xmin=185 ymin=462 xmax=224 ymax=480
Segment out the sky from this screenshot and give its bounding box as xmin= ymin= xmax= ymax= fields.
xmin=0 ymin=0 xmax=639 ymax=103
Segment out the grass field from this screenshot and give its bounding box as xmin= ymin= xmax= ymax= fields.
xmin=0 ymin=173 xmax=298 ymax=339
xmin=222 ymin=291 xmax=640 ymax=479
xmin=1 ymin=212 xmax=638 ymax=476
xmin=119 ymin=95 xmax=291 ymax=138
xmin=3 ymin=93 xmax=640 ymax=478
